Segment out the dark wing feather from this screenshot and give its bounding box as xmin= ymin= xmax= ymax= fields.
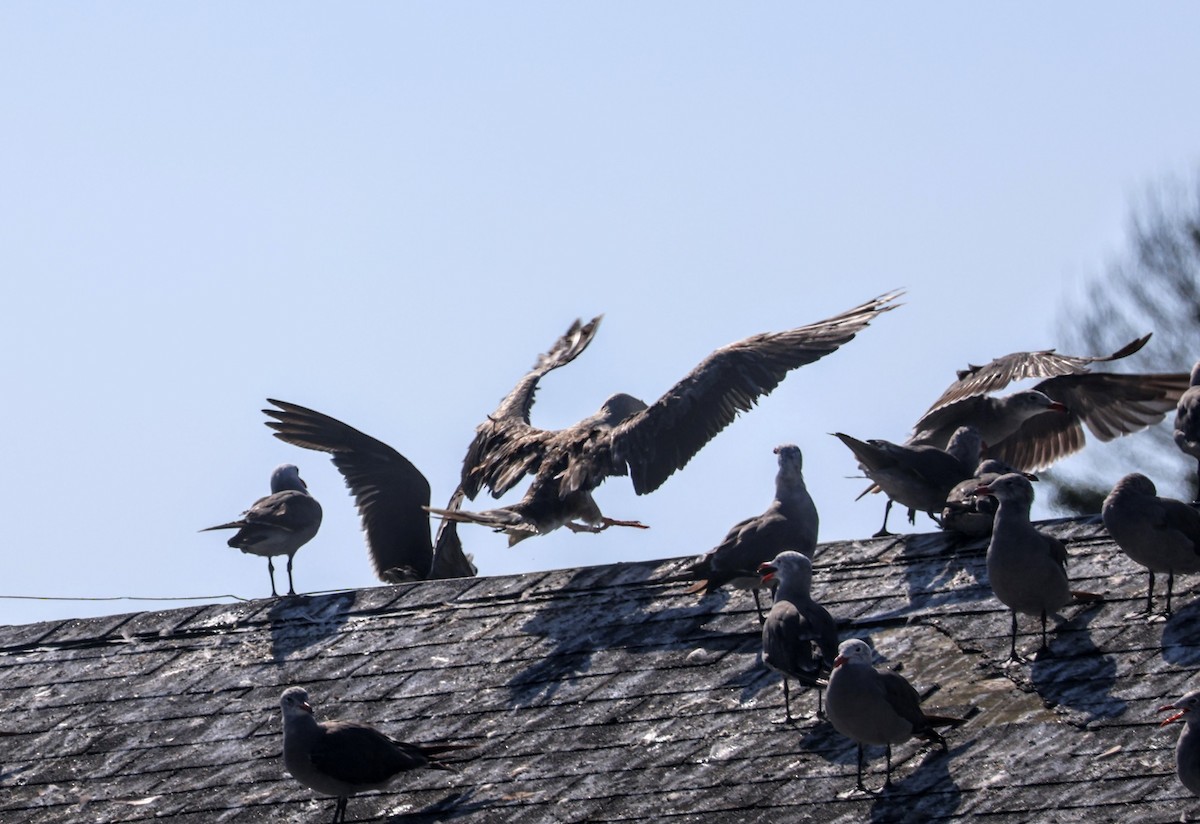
xmin=263 ymin=399 xmax=434 ymax=581
xmin=610 ymin=291 xmax=902 ymax=495
xmin=461 ymin=316 xmax=602 ymax=499
xmin=310 ymin=722 xmax=432 ymax=786
xmin=430 ymin=487 xmax=477 ymax=579
xmin=242 ymin=490 xmax=322 ymax=533
xmin=878 ymin=669 xmax=933 ymax=735
xmin=921 ymin=334 xmax=1152 ymax=417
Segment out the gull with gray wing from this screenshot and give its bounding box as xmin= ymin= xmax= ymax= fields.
xmin=201 ymin=463 xmax=322 ymax=597
xmin=1160 ymin=690 xmax=1200 ymax=798
xmin=1174 ymin=361 xmax=1200 ymax=501
xmin=280 ymin=686 xmax=470 ymax=823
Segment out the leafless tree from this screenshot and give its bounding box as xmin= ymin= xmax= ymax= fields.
xmin=1049 ymin=173 xmax=1200 ymax=513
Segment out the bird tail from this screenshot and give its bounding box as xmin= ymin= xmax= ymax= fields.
xmin=421 ymin=742 xmax=477 ymax=771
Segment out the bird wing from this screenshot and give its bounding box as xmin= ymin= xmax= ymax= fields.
xmin=430 ymin=487 xmax=477 ymax=578
xmin=264 ymin=399 xmax=435 ymax=581
xmin=987 ymin=372 xmax=1189 ymax=471
xmin=241 ymin=489 xmax=322 ymax=533
xmin=878 ymin=668 xmax=929 ymax=733
xmin=460 ymin=316 xmax=602 ymax=499
xmin=309 ymin=722 xmax=431 ymax=786
xmin=920 ymin=334 xmax=1151 ymax=417
xmin=608 ymin=291 xmax=902 ymax=495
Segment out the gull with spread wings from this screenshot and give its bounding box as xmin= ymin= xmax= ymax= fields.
xmin=428 ymin=291 xmax=903 ymax=544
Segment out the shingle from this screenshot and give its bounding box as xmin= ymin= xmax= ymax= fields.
xmin=3 ymin=518 xmax=1199 ymax=821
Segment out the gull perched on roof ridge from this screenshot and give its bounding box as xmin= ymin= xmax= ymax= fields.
xmin=200 ymin=463 xmax=322 ymax=597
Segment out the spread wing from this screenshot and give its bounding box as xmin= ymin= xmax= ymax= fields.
xmin=987 ymin=372 xmax=1190 ymax=472
xmin=920 ymin=334 xmax=1151 ymax=418
xmin=462 ymin=316 xmax=603 ymax=500
xmin=609 ymin=290 xmax=903 ymax=495
xmin=263 ymin=399 xmax=435 ymax=581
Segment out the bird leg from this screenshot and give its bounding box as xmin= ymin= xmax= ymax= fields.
xmin=873 ymin=500 xmax=895 ymax=538
xmin=752 ymin=589 xmax=767 ymax=624
xmin=598 ymin=516 xmax=650 ymax=531
xmin=782 ymin=678 xmax=794 ymax=723
xmin=266 ymin=558 xmax=279 ymax=598
xmin=1004 ymin=611 xmax=1026 ymax=664
xmin=333 ymin=795 xmax=348 ymax=823
xmin=884 ymin=744 xmax=894 ymax=789
xmin=1166 ymin=571 xmax=1175 ymax=616
xmin=565 ymin=517 xmax=650 ymax=534
xmin=856 ymin=743 xmax=869 ymax=792
xmin=285 ymin=555 xmax=297 ymax=597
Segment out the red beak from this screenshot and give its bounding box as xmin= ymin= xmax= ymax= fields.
xmin=1159 ymin=705 xmax=1188 ymax=726
xmin=757 ymin=562 xmax=777 ymax=583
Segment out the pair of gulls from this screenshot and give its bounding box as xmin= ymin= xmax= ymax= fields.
xmin=206 ymin=290 xmax=903 ymax=594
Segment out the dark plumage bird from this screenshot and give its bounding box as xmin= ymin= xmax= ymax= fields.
xmin=824 ymin=639 xmax=965 ymax=792
xmin=835 ymin=425 xmax=981 ymax=537
xmin=1102 ymin=472 xmax=1200 ymax=616
xmin=264 ymin=400 xmax=476 ymax=583
xmin=681 ymin=444 xmax=818 ymax=619
xmin=910 ymin=334 xmax=1189 ymax=472
xmin=1160 ymin=691 xmax=1200 ymax=798
xmin=430 ymin=291 xmax=902 ymax=543
xmin=1173 ymin=361 xmax=1200 ymax=501
xmin=280 ymin=687 xmax=469 ymax=823
xmin=758 ymin=551 xmax=837 ymax=722
xmin=977 ymin=473 xmax=1101 ymax=661
xmin=940 ymin=459 xmax=1036 ymax=538
xmin=201 ymin=463 xmax=322 ymax=596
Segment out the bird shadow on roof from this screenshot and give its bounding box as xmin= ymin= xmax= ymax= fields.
xmin=266 ymin=591 xmax=357 ymax=662
xmin=383 ymin=789 xmax=494 ymax=823
xmin=895 ymin=533 xmax=991 ymax=616
xmin=867 ymin=739 xmax=971 ymax=822
xmin=1162 ymin=597 xmax=1200 ymax=667
xmin=1030 ymin=601 xmax=1125 ymax=722
xmin=503 ymin=569 xmax=753 ymax=708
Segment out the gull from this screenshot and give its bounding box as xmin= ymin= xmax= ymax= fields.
xmin=264 ymin=400 xmax=476 ymax=583
xmin=758 ymin=551 xmax=837 ymax=722
xmin=976 ymin=472 xmax=1101 ymax=660
xmin=1160 ymin=690 xmax=1200 ymax=798
xmin=824 ymin=639 xmax=964 ymax=792
xmin=280 ymin=686 xmax=469 ymax=823
xmin=910 ymin=334 xmax=1189 ymax=472
xmin=680 ymin=444 xmax=818 ymax=619
xmin=201 ymin=464 xmax=322 ymax=596
xmin=940 ymin=459 xmax=1036 ymax=538
xmin=835 ymin=425 xmax=981 ymax=537
xmin=430 ymin=291 xmax=902 ymax=543
xmin=1101 ymin=473 xmax=1200 ymax=616
xmin=1174 ymin=361 xmax=1200 ymax=501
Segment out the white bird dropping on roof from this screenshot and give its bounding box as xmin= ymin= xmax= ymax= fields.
xmin=758 ymin=551 xmax=837 ymax=722
xmin=682 ymin=444 xmax=818 ymax=620
xmin=824 ymin=639 xmax=963 ymax=792
xmin=1102 ymin=473 xmax=1200 ymax=616
xmin=279 ymin=686 xmax=468 ymax=823
xmin=1159 ymin=690 xmax=1200 ymax=797
xmin=201 ymin=463 xmax=322 ymax=597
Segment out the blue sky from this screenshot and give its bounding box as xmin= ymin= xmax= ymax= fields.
xmin=2 ymin=4 xmax=1199 ymax=626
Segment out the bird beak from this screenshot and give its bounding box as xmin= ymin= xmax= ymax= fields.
xmin=757 ymin=562 xmax=777 ymax=583
xmin=1048 ymin=401 xmax=1069 ymax=413
xmin=834 ymin=654 xmax=848 ymax=667
xmin=1024 ymin=472 xmax=1038 ymax=481
xmin=975 ymin=484 xmax=993 ymax=496
xmin=300 ymin=700 xmax=313 ymax=714
xmin=1159 ymin=705 xmax=1188 ymax=726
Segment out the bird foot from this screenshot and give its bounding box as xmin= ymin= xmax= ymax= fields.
xmin=600 ymin=517 xmax=650 ymax=530
xmin=871 ymin=528 xmax=894 ymax=538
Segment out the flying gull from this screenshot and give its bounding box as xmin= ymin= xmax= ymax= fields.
xmin=834 ymin=425 xmax=981 ymax=537
xmin=680 ymin=444 xmax=818 ymax=620
xmin=1101 ymin=472 xmax=1200 ymax=617
xmin=909 ymin=334 xmax=1189 ymax=472
xmin=264 ymin=400 xmax=477 ymax=583
xmin=429 ymin=291 xmax=903 ymax=542
xmin=824 ymin=638 xmax=964 ymax=792
xmin=758 ymin=551 xmax=837 ymax=722
xmin=201 ymin=463 xmax=322 ymax=597
xmin=1173 ymin=361 xmax=1200 ymax=501
xmin=280 ymin=686 xmax=469 ymax=823
xmin=976 ymin=472 xmax=1101 ymax=661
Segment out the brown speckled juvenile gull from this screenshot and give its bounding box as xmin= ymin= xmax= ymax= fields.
xmin=940 ymin=459 xmax=1035 ymax=538
xmin=758 ymin=551 xmax=837 ymax=722
xmin=824 ymin=639 xmax=964 ymax=792
xmin=264 ymin=400 xmax=476 ymax=582
xmin=433 ymin=291 xmax=902 ymax=543
xmin=280 ymin=687 xmax=469 ymax=823
xmin=681 ymin=444 xmax=818 ymax=619
xmin=201 ymin=463 xmax=322 ymax=597
xmin=1102 ymin=473 xmax=1200 ymax=616
xmin=910 ymin=334 xmax=1190 ymax=473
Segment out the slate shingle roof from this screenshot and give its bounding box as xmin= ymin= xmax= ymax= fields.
xmin=3 ymin=517 xmax=1200 ymax=823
